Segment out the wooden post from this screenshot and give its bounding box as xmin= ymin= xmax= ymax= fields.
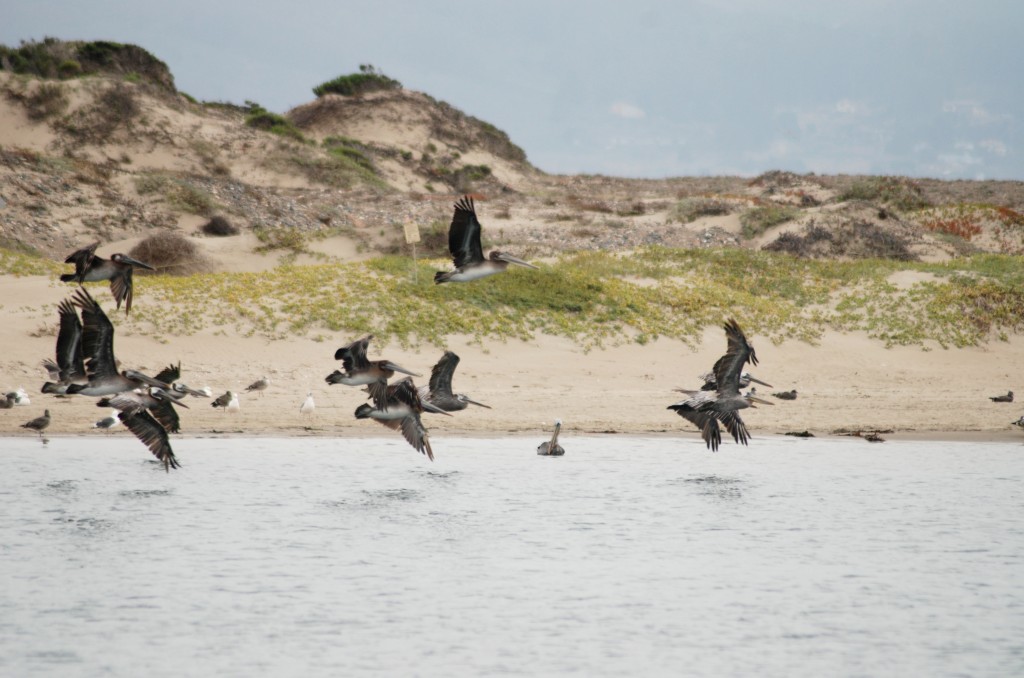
xmin=403 ymin=222 xmax=421 ymax=283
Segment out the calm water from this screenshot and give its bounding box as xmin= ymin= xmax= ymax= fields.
xmin=1 ymin=434 xmax=1022 ymax=677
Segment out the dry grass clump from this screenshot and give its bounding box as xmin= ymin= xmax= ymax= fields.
xmin=201 ymin=215 xmax=239 ymax=237
xmin=671 ymin=197 xmax=734 ymax=224
xmin=739 ymin=204 xmax=800 ymax=238
xmin=129 ymin=231 xmax=211 ymax=275
xmin=764 ymin=220 xmax=916 ymax=261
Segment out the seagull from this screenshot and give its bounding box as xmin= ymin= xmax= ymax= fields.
xmin=418 ymin=351 xmax=490 ymax=411
xmin=212 ymin=390 xmax=240 ymax=413
xmin=245 ymin=376 xmax=270 ymax=397
xmin=537 ymin=419 xmax=565 ymax=456
xmin=20 ymin=409 xmax=51 ymax=438
xmin=434 ymin=195 xmax=538 ymax=284
xmin=990 ymin=391 xmax=1014 ymax=403
xmin=300 ymin=391 xmax=315 ymax=417
xmin=93 ymin=409 xmax=121 ymax=431
xmin=60 ymin=241 xmax=154 ymax=314
xmin=8 ymin=387 xmax=31 ymax=406
xmin=1012 ymin=416 xmax=1024 ymax=429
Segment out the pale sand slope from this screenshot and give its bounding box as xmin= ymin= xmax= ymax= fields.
xmin=1 ymin=274 xmax=1022 ymax=441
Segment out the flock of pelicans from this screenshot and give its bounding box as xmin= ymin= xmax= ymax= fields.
xmin=8 ymin=196 xmax=1024 ymax=469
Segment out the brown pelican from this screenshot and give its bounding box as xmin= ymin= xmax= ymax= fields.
xmin=354 ymin=378 xmax=449 ymax=461
xmin=20 ymin=409 xmax=51 ymax=437
xmin=246 ymin=376 xmax=270 ymax=397
xmin=100 ymin=387 xmax=188 ymax=435
xmin=41 ymin=299 xmax=87 ymax=395
xmin=326 ymin=335 xmax=419 ymax=410
xmin=61 ymin=241 xmax=154 ymax=314
xmin=211 ymin=390 xmax=239 ymax=412
xmin=65 ymin=288 xmax=167 ymax=397
xmin=699 ymin=371 xmax=771 ymax=392
xmin=434 ymin=196 xmax=538 ymax=284
xmin=990 ymin=391 xmax=1014 ymax=403
xmin=120 ymin=410 xmax=180 ymax=471
xmin=669 ymin=319 xmax=773 ymax=451
xmin=773 ymin=389 xmax=798 ymax=400
xmin=537 ymin=419 xmax=565 ymax=456
xmin=418 ymin=351 xmax=490 ymax=412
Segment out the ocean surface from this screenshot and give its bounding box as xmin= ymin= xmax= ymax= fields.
xmin=1 ymin=434 xmax=1022 ymax=677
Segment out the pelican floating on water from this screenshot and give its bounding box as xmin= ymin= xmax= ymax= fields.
xmin=418 ymin=351 xmax=490 ymax=412
xmin=990 ymin=391 xmax=1014 ymax=403
xmin=434 ymin=196 xmax=538 ymax=284
xmin=61 ymin=241 xmax=154 ymax=314
xmin=669 ymin=319 xmax=773 ymax=451
xmin=537 ymin=419 xmax=565 ymax=456
xmin=326 ymin=335 xmax=418 ymax=410
xmin=41 ymin=299 xmax=86 ymax=395
xmin=354 ymin=377 xmax=448 ymax=461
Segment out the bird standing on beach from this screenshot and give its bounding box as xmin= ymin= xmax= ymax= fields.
xmin=434 ymin=195 xmax=538 ymax=284
xmin=418 ymin=351 xmax=490 ymax=412
xmin=990 ymin=391 xmax=1014 ymax=403
xmin=1013 ymin=416 xmax=1024 ymax=429
xmin=21 ymin=409 xmax=51 ymax=438
xmin=212 ymin=390 xmax=240 ymax=412
xmin=61 ymin=241 xmax=154 ymax=314
xmin=537 ymin=419 xmax=565 ymax=456
xmin=300 ymin=391 xmax=315 ymax=417
xmin=93 ymin=409 xmax=121 ymax=431
xmin=246 ymin=376 xmax=270 ymax=397
xmin=354 ymin=377 xmax=449 ymax=461
xmin=773 ymin=389 xmax=798 ymax=400
xmin=669 ymin=319 xmax=773 ymax=451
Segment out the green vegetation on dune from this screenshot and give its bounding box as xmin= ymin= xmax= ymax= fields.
xmin=4 ymin=247 xmax=1022 ymax=350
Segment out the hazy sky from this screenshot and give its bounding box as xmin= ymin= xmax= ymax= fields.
xmin=3 ymin=1 xmax=1022 ymax=179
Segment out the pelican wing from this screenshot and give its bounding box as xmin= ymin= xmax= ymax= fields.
xmin=367 ymin=378 xmax=390 ymax=411
xmin=64 ymin=241 xmax=100 ymax=280
xmin=388 ymin=378 xmax=421 ymax=409
xmin=110 ymin=267 xmax=133 ymax=313
xmin=153 ymin=362 xmax=181 ymax=385
xmin=119 ymin=410 xmax=180 ymax=471
xmin=334 ymin=334 xmax=372 ymax=371
xmin=669 ymin=401 xmax=722 ymax=451
xmin=427 ymin=351 xmax=459 ymax=398
xmin=718 ymin=410 xmax=751 ymax=446
xmin=149 ymin=400 xmax=181 ymax=434
xmin=711 ymin=319 xmax=758 ymax=397
xmin=73 ymin=287 xmax=119 ymax=380
xmin=448 ymin=196 xmax=485 ymax=267
xmin=103 ymin=390 xmax=149 ymax=415
xmin=400 ymin=415 xmax=434 ymax=461
xmin=55 ymin=298 xmax=85 ymax=380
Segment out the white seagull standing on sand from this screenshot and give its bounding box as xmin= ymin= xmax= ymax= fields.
xmin=93 ymin=409 xmax=121 ymax=431
xmin=300 ymin=391 xmax=315 ymax=418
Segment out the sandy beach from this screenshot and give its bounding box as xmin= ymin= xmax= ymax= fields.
xmin=2 ymin=272 xmax=1022 ymax=442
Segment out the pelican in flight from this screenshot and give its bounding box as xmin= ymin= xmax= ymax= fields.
xmin=990 ymin=391 xmax=1014 ymax=403
xmin=354 ymin=378 xmax=449 ymax=461
xmin=326 ymin=335 xmax=418 ymax=410
xmin=699 ymin=370 xmax=771 ymax=392
xmin=418 ymin=351 xmax=490 ymax=412
xmin=41 ymin=299 xmax=87 ymax=395
xmin=434 ymin=195 xmax=538 ymax=284
xmin=65 ymin=288 xmax=169 ymax=397
xmin=61 ymin=241 xmax=154 ymax=314
xmin=537 ymin=419 xmax=565 ymax=456
xmin=100 ymin=387 xmax=185 ymax=470
xmin=669 ymin=319 xmax=773 ymax=451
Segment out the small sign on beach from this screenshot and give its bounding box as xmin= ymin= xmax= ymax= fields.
xmin=403 ymin=222 xmax=421 ymax=244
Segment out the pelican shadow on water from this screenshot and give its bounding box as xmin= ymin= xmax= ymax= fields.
xmin=434 ymin=196 xmax=538 ymax=284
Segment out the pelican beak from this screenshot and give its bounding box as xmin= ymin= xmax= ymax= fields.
xmin=422 ymin=400 xmax=454 ymax=416
xmin=122 ymin=256 xmax=155 ymax=270
xmin=748 ymin=376 xmax=773 ymax=388
xmin=179 ymin=384 xmax=209 ymax=398
xmin=748 ymin=396 xmax=775 ymax=406
xmin=497 ymin=253 xmax=539 ymax=270
xmin=463 ymin=396 xmax=491 ymax=409
xmin=384 ymin=362 xmax=421 ymax=377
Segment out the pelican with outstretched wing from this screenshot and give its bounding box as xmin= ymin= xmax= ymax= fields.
xmin=434 ymin=196 xmax=538 ymax=284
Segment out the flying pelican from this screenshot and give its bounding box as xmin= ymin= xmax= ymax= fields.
xmin=118 ymin=409 xmax=180 ymax=471
xmin=990 ymin=391 xmax=1014 ymax=403
xmin=212 ymin=390 xmax=239 ymax=412
xmin=149 ymin=362 xmax=209 ymax=401
xmin=434 ymin=195 xmax=538 ymax=284
xmin=418 ymin=351 xmax=490 ymax=412
xmin=537 ymin=419 xmax=565 ymax=456
xmin=300 ymin=391 xmax=315 ymax=417
xmin=64 ymin=288 xmax=167 ymax=397
xmin=773 ymin=389 xmax=798 ymax=400
xmin=20 ymin=409 xmax=51 ymax=438
xmin=41 ymin=299 xmax=87 ymax=395
xmin=100 ymin=386 xmax=189 ymax=435
xmin=669 ymin=319 xmax=773 ymax=451
xmin=699 ymin=371 xmax=771 ymax=392
xmin=93 ymin=409 xmax=121 ymax=431
xmin=326 ymin=335 xmax=419 ymax=410
xmin=61 ymin=241 xmax=154 ymax=314
xmin=354 ymin=378 xmax=449 ymax=461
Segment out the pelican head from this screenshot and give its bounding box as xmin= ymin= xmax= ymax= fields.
xmin=490 ymin=251 xmax=539 ymax=270
xmin=111 ymin=253 xmax=155 ymax=270
xmin=746 ymin=395 xmax=775 ymax=407
xmin=744 ymin=373 xmax=773 ymax=388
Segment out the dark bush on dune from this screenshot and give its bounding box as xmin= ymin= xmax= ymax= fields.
xmin=129 ymin=232 xmax=210 ymax=275
xmin=201 ymin=215 xmax=239 ymax=237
